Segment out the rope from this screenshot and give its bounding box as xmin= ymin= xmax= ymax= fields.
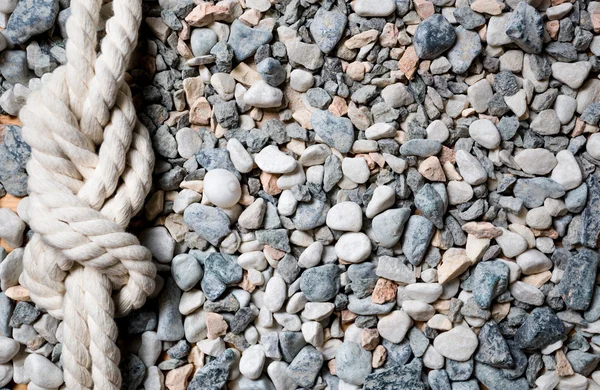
xmin=18 ymin=0 xmax=156 ymax=387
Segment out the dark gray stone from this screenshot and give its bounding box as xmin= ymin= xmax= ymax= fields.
xmin=383 ymin=339 xmax=412 ymax=368
xmin=581 ymin=174 xmax=600 ymax=248
xmin=196 ymin=148 xmax=240 ymax=179
xmin=300 ymin=264 xmax=340 ymax=302
xmin=446 ymin=359 xmax=473 ymax=381
xmin=120 ymin=353 xmax=146 ymax=390
xmin=400 ymin=139 xmax=442 ymax=157
xmin=428 ymin=369 xmax=451 ymax=390
xmin=292 ymin=199 xmax=330 ymax=231
xmin=279 ymin=331 xmax=307 ymax=363
xmin=202 ymin=252 xmax=243 ymax=301
xmin=475 ymin=321 xmax=513 ymax=368
xmin=505 ymin=2 xmax=544 ymax=54
xmin=306 ymin=88 xmax=332 ymax=109
xmin=558 ymin=248 xmax=599 ymax=310
xmin=413 ymin=14 xmax=456 ymax=60
xmin=188 ymin=348 xmax=236 ymax=390
xmin=9 ymin=301 xmax=40 ymax=328
xmin=514 ymin=307 xmax=565 ymax=350
xmin=474 ymin=362 xmax=528 ymax=390
xmin=402 ymin=215 xmax=435 ymax=266
xmin=183 ymin=204 xmax=231 ymax=246
xmin=415 ymin=184 xmax=445 ymax=229
xmin=257 ymin=57 xmax=286 ymax=87
xmin=363 ymin=358 xmax=425 ymax=390
xmin=310 ymin=7 xmax=347 ymax=54
xmin=227 ymin=20 xmax=273 ymax=61
xmin=472 ymin=260 xmax=509 ymax=309
xmin=310 ymin=109 xmax=354 ymax=153
xmin=255 ymin=229 xmax=290 ymax=252
xmin=286 ymin=346 xmax=323 ymax=387
xmin=213 ymin=101 xmax=239 ymax=129
xmin=230 ymin=307 xmax=256 ymax=334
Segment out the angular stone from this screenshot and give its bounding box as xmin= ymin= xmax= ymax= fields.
xmin=505 ymin=2 xmax=544 ymax=54
xmin=558 ymin=249 xmax=599 ymax=311
xmin=227 ymin=20 xmax=272 ymax=61
xmin=310 ymin=8 xmax=347 ymax=54
xmin=413 ymin=14 xmax=456 ymax=60
xmin=310 ymin=110 xmax=354 ymax=153
xmin=514 ymin=307 xmax=565 ymax=350
xmin=402 ymin=215 xmax=435 ymax=266
xmin=475 ymin=321 xmax=513 ymax=368
xmin=472 ymin=260 xmax=509 ymax=309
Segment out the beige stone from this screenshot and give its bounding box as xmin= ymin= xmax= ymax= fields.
xmin=437 ymin=254 xmax=471 ymax=284
xmin=470 ymin=0 xmax=504 ymax=15
xmin=189 ymin=97 xmax=212 ymax=125
xmin=398 ymin=46 xmax=419 ymax=80
xmin=165 ymin=364 xmax=194 ymax=390
xmin=345 ymin=29 xmax=379 ymax=49
xmin=461 ymin=221 xmax=503 ymax=239
xmin=372 ymin=278 xmax=397 ymax=304
xmin=418 ymin=156 xmax=446 ymax=182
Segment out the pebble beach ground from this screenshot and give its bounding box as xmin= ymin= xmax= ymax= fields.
xmin=1 ymin=0 xmax=600 ymax=389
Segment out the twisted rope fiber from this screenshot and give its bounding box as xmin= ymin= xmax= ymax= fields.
xmin=18 ymin=0 xmax=156 ymax=387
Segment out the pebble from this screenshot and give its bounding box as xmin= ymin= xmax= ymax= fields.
xmin=447 ymin=26 xmax=482 ymax=74
xmin=402 ymin=215 xmax=435 ymax=266
xmin=2 ymin=0 xmax=58 ymax=46
xmin=0 ymin=336 xmax=18 ymax=364
xmin=139 ymin=226 xmax=175 ymax=263
xmin=514 ymin=148 xmax=557 ymax=175
xmin=286 ymin=346 xmax=323 ymax=387
xmin=413 ymin=14 xmax=456 ymax=60
xmin=310 ymin=8 xmax=347 ymax=54
xmin=354 ymin=0 xmax=396 ymax=16
xmin=0 ymin=208 xmax=25 ymax=248
xmin=203 ymin=168 xmax=241 ymax=208
xmin=551 ymin=61 xmax=592 ymax=90
xmin=505 ymin=2 xmax=544 ymax=54
xmin=335 ymin=341 xmax=372 ymax=385
xmin=228 ymin=20 xmax=272 ymax=61
xmin=190 ymin=28 xmax=217 ymax=56
xmin=433 ymin=325 xmax=478 ymax=362
xmin=240 ymin=345 xmax=265 ymax=380
xmin=455 ymin=150 xmax=487 ymax=185
xmin=243 ymin=80 xmax=283 ymax=108
xmin=183 ymin=204 xmax=231 ymax=246
xmin=335 ymin=232 xmax=372 ymax=263
xmin=468 ymin=119 xmax=501 ymax=149
xmin=300 ymin=264 xmax=340 ymax=302
xmin=310 ymin=110 xmax=355 ymax=154
xmin=551 ymin=150 xmax=582 ymax=191
xmin=25 ymin=354 xmax=64 ymax=388
xmin=326 ymin=201 xmax=362 ymax=232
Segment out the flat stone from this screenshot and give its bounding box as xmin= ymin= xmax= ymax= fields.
xmin=354 ymin=0 xmax=396 ymax=16
xmin=400 ymin=139 xmax=442 ymax=157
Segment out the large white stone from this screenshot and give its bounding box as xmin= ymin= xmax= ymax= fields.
xmin=433 ymin=325 xmax=478 ymax=362
xmin=203 ymin=169 xmax=242 ymax=208
xmin=326 ymin=201 xmax=363 ymax=232
xmin=334 ymin=232 xmax=372 ymax=263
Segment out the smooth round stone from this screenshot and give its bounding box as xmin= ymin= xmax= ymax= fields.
xmin=139 ymin=226 xmax=175 ymax=263
xmin=171 ymin=254 xmax=203 ymax=291
xmin=290 ymin=69 xmax=314 ymax=92
xmin=377 ymin=310 xmax=412 ymax=343
xmin=0 ymin=336 xmax=19 ymax=364
xmin=514 ymin=148 xmax=557 ymax=175
xmin=298 ymin=241 xmax=323 ymax=268
xmin=381 ymin=83 xmax=414 ymax=108
xmin=227 ymin=138 xmax=254 ymax=173
xmin=402 ymin=300 xmax=435 ymax=321
xmin=255 ymin=145 xmax=297 ymax=174
xmin=353 ymin=0 xmax=396 ymax=17
xmin=526 ymin=207 xmax=552 ymax=230
xmin=495 ymin=228 xmax=528 ymax=258
xmin=455 ymin=150 xmax=487 ymax=185
xmin=334 ymin=232 xmax=372 ymax=263
xmin=240 ymin=345 xmax=266 ymax=380
xmin=243 ymin=80 xmax=283 ymax=108
xmin=426 ymin=120 xmax=449 ymax=142
xmin=447 ymin=181 xmax=474 ymax=205
xmin=405 ymin=283 xmax=443 ymax=303
xmin=433 ymin=325 xmax=478 ymax=362
xmin=264 ymin=275 xmax=287 ymax=312
xmin=516 ymin=249 xmax=552 ymax=275
xmin=365 ymin=123 xmax=396 ymax=140
xmin=551 ymin=150 xmax=582 ymax=191
xmin=203 ymin=169 xmax=242 ymax=208
xmin=509 ymin=281 xmax=545 ymax=306
xmin=468 ymin=119 xmax=501 ymax=149
xmin=176 ymin=127 xmax=203 ymax=159
xmin=25 ymin=354 xmax=64 ymax=388
xmin=299 ymin=144 xmax=331 ymax=166
xmin=554 ymin=95 xmax=577 ymax=124
xmin=326 ymin=201 xmax=363 ymax=232
xmin=342 ymin=157 xmax=370 ymax=184
xmin=413 ymin=14 xmax=456 ymax=60
xmin=0 ymin=363 xmax=11 ymax=388
xmin=588 ymin=133 xmax=600 ymax=160
xmin=190 ymin=28 xmax=218 ymax=56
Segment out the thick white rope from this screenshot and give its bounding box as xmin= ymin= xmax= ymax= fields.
xmin=18 ymin=0 xmax=155 ymax=387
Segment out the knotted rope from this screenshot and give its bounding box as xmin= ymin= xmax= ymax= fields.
xmin=18 ymin=0 xmax=156 ymax=388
